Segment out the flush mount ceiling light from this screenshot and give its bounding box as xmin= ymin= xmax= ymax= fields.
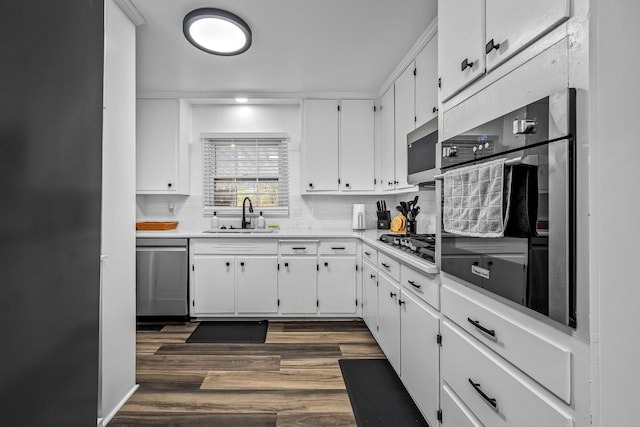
xmin=183 ymin=8 xmax=252 ymax=56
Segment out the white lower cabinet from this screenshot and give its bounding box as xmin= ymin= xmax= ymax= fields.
xmin=237 ymin=256 xmax=278 ymax=314
xmin=377 ymin=273 xmax=401 ymax=373
xmin=441 ymin=384 xmax=483 ymax=427
xmin=318 ymin=256 xmax=357 ymax=314
xmin=362 ymin=260 xmax=378 ymax=335
xmin=278 ymin=257 xmax=318 ymax=314
xmin=441 ymin=320 xmax=573 ymax=427
xmin=400 ymin=290 xmax=440 ymax=427
xmin=192 ymin=255 xmax=236 ymax=315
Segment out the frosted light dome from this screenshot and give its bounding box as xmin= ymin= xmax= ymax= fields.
xmin=183 ymin=8 xmax=252 ymax=56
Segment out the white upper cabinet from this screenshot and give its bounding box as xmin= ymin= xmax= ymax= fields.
xmin=340 ymin=100 xmax=376 ymax=191
xmin=394 ymin=63 xmax=416 ymax=190
xmin=438 ymin=0 xmax=486 ymax=102
xmin=136 ymin=99 xmax=191 ymax=194
xmin=302 ymin=99 xmax=375 ymax=193
xmin=484 ymin=0 xmax=570 ymax=71
xmin=302 ymin=99 xmax=340 ymax=192
xmin=415 ymin=33 xmax=439 ymax=126
xmin=379 ymin=87 xmax=396 ymax=191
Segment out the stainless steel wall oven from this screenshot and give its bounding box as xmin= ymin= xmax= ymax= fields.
xmin=438 ymin=89 xmax=576 ymax=327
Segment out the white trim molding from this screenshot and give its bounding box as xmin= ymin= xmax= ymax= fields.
xmin=114 ymin=0 xmax=146 ymax=26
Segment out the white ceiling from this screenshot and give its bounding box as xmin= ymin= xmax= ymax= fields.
xmin=131 ymin=0 xmax=437 ymax=97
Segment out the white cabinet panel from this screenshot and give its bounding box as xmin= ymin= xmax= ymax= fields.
xmin=318 ymin=257 xmax=357 ymax=314
xmin=136 ymin=99 xmax=178 ymax=192
xmin=192 ymin=255 xmax=235 ymax=315
xmin=236 ymin=256 xmax=278 ymax=314
xmin=379 ymin=87 xmax=396 ymax=191
xmin=362 ymin=261 xmax=378 ymax=335
xmin=415 ymin=34 xmax=439 ymax=126
xmin=401 ymin=264 xmax=440 ymax=310
xmin=278 ymin=257 xmax=318 ymax=314
xmin=438 ymin=0 xmax=486 ymax=101
xmin=303 ymin=99 xmax=339 ymax=191
xmin=340 ymin=100 xmax=375 ymax=191
xmin=377 ymin=273 xmax=401 ymax=374
xmin=441 ymin=384 xmax=484 ymax=427
xmin=441 ymin=320 xmax=573 ymax=427
xmin=485 ymin=0 xmax=570 ymax=71
xmin=394 ymin=63 xmax=416 ymax=190
xmin=400 ymin=290 xmax=440 ymax=426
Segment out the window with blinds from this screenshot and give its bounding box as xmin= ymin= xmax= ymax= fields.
xmin=203 ymin=137 xmax=289 ymax=215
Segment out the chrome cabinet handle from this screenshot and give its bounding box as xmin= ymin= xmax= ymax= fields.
xmin=467 ymin=317 xmax=496 ymax=337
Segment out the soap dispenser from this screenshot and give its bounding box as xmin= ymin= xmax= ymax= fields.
xmin=211 ymin=211 xmax=219 ymax=230
xmin=257 ymin=211 xmax=266 ymax=229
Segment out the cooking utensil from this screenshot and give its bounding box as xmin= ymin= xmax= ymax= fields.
xmin=400 ymin=202 xmax=408 ymax=215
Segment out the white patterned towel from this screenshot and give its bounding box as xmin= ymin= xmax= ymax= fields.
xmin=443 ymin=158 xmax=506 ymax=237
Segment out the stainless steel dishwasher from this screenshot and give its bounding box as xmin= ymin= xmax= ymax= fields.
xmin=136 ymin=238 xmax=188 ymax=317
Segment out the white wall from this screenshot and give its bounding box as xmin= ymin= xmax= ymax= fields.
xmin=100 ymin=0 xmax=137 ymax=424
xmin=589 ymin=0 xmax=640 ymax=425
xmin=136 ymin=103 xmax=438 ymax=232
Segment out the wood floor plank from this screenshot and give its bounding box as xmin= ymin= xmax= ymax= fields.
xmin=136 ymin=332 xmax=191 ymax=344
xmin=155 ymin=343 xmax=342 ymax=357
xmin=200 ymin=368 xmax=345 ymax=391
xmin=136 ymin=343 xmax=162 ymax=354
xmin=110 ymin=412 xmax=277 ymax=427
xmin=265 ymin=331 xmax=376 ymax=344
xmin=137 ymin=354 xmax=281 ymax=371
xmin=276 ymin=412 xmax=356 ymax=427
xmin=137 ymin=370 xmax=209 ymax=390
xmin=281 ymin=320 xmax=368 ymax=332
xmin=339 ymin=343 xmax=385 ymax=357
xmin=160 ymin=323 xmax=199 ymax=333
xmin=118 ymin=390 xmax=354 ymax=414
xmin=280 ymin=356 xmax=341 ymax=370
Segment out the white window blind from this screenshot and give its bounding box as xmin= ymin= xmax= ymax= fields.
xmin=203 ymin=137 xmax=289 ymax=215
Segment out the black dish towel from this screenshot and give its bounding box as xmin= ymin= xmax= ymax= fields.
xmin=504 ymin=165 xmax=539 ymax=238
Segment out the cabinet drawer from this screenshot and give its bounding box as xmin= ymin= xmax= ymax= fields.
xmin=192 ymin=239 xmax=277 ymax=255
xmin=441 ymin=384 xmax=483 ymax=427
xmin=319 ymin=240 xmax=357 ymax=255
xmin=279 ymin=241 xmax=318 ymax=256
xmin=442 ymin=320 xmax=572 ymax=427
xmin=378 ymin=252 xmax=400 ymax=282
xmin=401 ymin=264 xmax=439 ymax=310
xmin=362 ymin=244 xmax=377 ymax=265
xmin=441 ymin=284 xmax=571 ymax=403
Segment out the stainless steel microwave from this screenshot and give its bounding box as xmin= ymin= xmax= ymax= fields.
xmin=407 ymin=117 xmax=438 ymax=184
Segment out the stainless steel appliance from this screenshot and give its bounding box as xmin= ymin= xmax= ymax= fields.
xmin=438 ymin=89 xmax=576 ymax=327
xmin=407 ymin=117 xmax=438 ymax=184
xmin=136 ymin=238 xmax=188 ymax=317
xmin=379 ymin=233 xmax=436 ymax=263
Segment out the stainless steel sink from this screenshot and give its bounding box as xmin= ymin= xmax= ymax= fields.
xmin=202 ymin=228 xmax=276 ymax=234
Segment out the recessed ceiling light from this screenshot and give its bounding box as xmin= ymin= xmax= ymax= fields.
xmin=235 ymin=97 xmax=248 ymax=103
xmin=183 ymin=8 xmax=252 ymax=56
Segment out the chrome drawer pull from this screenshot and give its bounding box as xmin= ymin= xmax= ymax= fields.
xmin=468 ymin=378 xmax=497 ymax=408
xmin=467 ymin=317 xmax=496 ymax=337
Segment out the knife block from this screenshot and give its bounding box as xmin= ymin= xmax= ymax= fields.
xmin=377 ymin=211 xmax=391 ymax=229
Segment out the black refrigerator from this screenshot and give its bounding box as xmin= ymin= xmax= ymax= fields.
xmin=0 ymin=1 xmax=104 ymax=425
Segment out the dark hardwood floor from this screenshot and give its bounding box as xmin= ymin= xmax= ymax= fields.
xmin=111 ymin=320 xmax=385 ymax=426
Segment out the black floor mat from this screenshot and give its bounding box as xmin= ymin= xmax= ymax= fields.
xmin=186 ymin=320 xmax=268 ymax=343
xmin=136 ymin=324 xmax=164 ymax=331
xmin=339 ymin=359 xmax=428 ymax=427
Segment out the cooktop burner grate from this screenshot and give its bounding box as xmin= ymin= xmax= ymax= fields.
xmin=378 ymin=233 xmax=436 ymax=262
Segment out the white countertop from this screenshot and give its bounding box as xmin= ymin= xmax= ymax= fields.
xmin=136 ymin=228 xmax=438 ymax=274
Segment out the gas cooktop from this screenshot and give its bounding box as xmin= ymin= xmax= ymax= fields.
xmin=378 ymin=233 xmax=436 ymax=263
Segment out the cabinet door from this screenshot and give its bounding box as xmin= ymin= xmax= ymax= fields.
xmin=340 ymin=100 xmax=375 ymax=191
xmin=318 ymin=257 xmax=357 ymax=315
xmin=485 ymin=0 xmax=570 ymax=71
xmin=415 ymin=34 xmax=439 ymax=126
xmin=237 ymin=256 xmax=278 ymax=314
xmin=303 ymin=99 xmax=339 ymax=191
xmin=377 ymin=274 xmax=401 ymax=374
xmin=394 ymin=63 xmax=416 ymax=190
xmin=192 ymin=256 xmax=235 ymax=314
xmin=278 ymin=257 xmax=318 ymax=314
xmin=362 ymin=262 xmax=379 ymax=335
xmin=136 ymin=99 xmax=178 ymax=192
xmin=438 ymin=0 xmax=486 ymax=101
xmin=379 ymin=87 xmax=396 ymax=191
xmin=400 ymin=291 xmax=440 ymax=426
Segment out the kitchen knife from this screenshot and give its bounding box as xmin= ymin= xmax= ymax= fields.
xmin=400 ymin=201 xmax=408 ymax=215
